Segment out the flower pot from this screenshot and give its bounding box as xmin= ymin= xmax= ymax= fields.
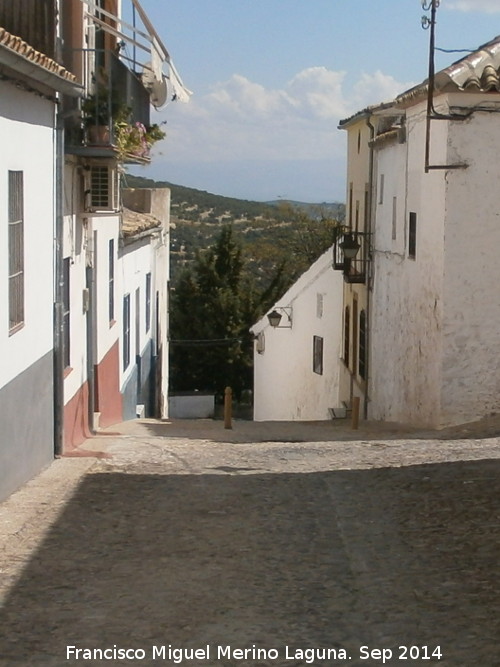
xmin=87 ymin=125 xmax=110 ymax=145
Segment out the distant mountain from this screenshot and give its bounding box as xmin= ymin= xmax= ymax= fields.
xmin=124 ymin=174 xmax=345 ymax=221
xmin=266 ymin=200 xmax=345 ymax=220
xmin=123 ymin=174 xmax=346 ymax=287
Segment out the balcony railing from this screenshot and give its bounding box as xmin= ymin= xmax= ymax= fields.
xmin=64 ymin=48 xmax=151 ymax=163
xmin=333 ymin=230 xmax=370 ymax=284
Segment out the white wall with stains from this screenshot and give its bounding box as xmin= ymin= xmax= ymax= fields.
xmin=441 ymin=107 xmax=500 ymax=424
xmin=251 ymin=248 xmax=344 ymax=421
xmin=369 ymin=98 xmax=447 ymax=426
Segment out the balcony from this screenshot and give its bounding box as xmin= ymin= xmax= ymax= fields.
xmin=64 ymin=48 xmax=157 ymax=164
xmin=333 ymin=231 xmax=370 ymax=284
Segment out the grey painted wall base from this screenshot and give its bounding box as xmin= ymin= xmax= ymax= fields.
xmin=0 ymin=351 xmax=54 ymax=502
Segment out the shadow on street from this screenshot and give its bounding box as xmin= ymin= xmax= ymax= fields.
xmin=0 ymin=459 xmax=499 ymax=665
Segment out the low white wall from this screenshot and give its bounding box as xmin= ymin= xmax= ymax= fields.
xmin=169 ymin=393 xmax=215 ymax=419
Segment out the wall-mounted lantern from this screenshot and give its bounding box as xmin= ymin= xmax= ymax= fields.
xmin=333 ymin=230 xmax=369 ymax=284
xmin=267 ymin=306 xmax=292 ymax=328
xmin=340 ymin=233 xmax=361 ymax=259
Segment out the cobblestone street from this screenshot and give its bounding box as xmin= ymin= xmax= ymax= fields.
xmin=0 ymin=419 xmax=499 ymax=666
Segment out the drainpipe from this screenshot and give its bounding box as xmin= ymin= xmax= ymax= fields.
xmin=53 ymin=107 xmax=65 ymax=456
xmin=86 ymin=255 xmax=96 ymax=436
xmin=364 ymin=115 xmax=376 ymax=420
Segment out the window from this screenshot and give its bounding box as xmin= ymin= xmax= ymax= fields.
xmin=408 ymin=211 xmax=417 ymax=259
xmin=357 ymin=130 xmax=361 ymax=154
xmin=364 ymin=186 xmax=369 ymax=229
xmin=123 ymin=294 xmax=130 ymax=370
xmin=8 ymin=171 xmax=24 ymax=333
xmin=108 ymin=239 xmax=114 ymax=323
xmin=145 ymin=272 xmax=152 ymax=332
xmin=378 ymin=174 xmax=385 ymax=205
xmin=392 ymin=197 xmax=397 ymax=241
xmin=344 ymin=306 xmax=350 ymax=367
xmin=87 ymin=165 xmax=118 ymax=211
xmin=355 ymin=200 xmax=360 ymax=232
xmin=313 ymin=336 xmax=323 ymax=375
xmin=348 ymin=183 xmax=353 ymax=228
xmin=63 ymin=258 xmax=71 ymax=368
xmin=359 ymin=309 xmax=367 ymax=379
xmin=352 ymin=298 xmax=358 ymax=375
xmin=91 ymin=166 xmax=110 ymax=209
xmin=316 ymin=293 xmax=323 ymax=319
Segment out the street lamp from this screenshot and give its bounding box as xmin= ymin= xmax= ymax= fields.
xmin=267 ymin=307 xmax=292 ymax=328
xmin=340 ymin=233 xmax=361 ymax=260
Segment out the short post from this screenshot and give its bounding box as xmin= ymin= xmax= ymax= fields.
xmin=351 ymin=396 xmax=360 ymax=430
xmin=224 ymin=386 xmax=233 ymax=429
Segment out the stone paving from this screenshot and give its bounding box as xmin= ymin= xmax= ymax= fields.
xmin=0 ymin=418 xmax=499 ymax=667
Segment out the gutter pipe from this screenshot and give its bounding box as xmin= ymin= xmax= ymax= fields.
xmin=53 ymin=107 xmax=65 ymax=456
xmin=364 ymin=115 xmax=376 ymax=420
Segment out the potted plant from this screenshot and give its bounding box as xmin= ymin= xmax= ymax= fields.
xmin=82 ymin=90 xmax=123 ymax=145
xmin=114 ymin=115 xmax=166 ymax=161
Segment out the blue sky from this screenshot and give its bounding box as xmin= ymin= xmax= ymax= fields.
xmin=133 ymin=0 xmax=500 ymax=202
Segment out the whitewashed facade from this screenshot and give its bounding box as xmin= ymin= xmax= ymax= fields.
xmin=251 ymin=248 xmax=344 ymax=421
xmin=0 ymin=2 xmax=82 ymax=500
xmin=120 ymin=188 xmax=171 ymax=422
xmin=344 ymin=35 xmax=500 ymax=427
xmin=0 ymin=0 xmax=184 ymax=499
xmin=0 ymin=86 xmax=57 ymax=499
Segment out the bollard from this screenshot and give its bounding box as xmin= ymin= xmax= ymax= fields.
xmin=224 ymin=386 xmax=233 ymax=429
xmin=351 ymin=396 xmax=360 ymax=430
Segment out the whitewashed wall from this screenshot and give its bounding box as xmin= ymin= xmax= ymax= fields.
xmin=119 ymin=239 xmax=155 ymax=387
xmin=441 ymin=103 xmax=500 ymax=424
xmin=0 ymin=86 xmax=55 ymax=387
xmin=62 ymin=161 xmax=90 ymax=403
xmin=252 ymin=248 xmax=344 ymax=421
xmin=120 ymin=188 xmax=170 ymax=416
xmin=369 ymin=99 xmax=446 ymax=426
xmin=94 ymin=216 xmax=121 ymax=366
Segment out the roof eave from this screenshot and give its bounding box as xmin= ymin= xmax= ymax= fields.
xmin=0 ymin=44 xmax=82 ymax=97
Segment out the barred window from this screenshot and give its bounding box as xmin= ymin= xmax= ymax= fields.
xmin=343 ymin=306 xmax=350 ymax=367
xmin=359 ymin=309 xmax=367 ymax=380
xmin=109 ymin=239 xmax=114 ymax=322
xmin=90 ymin=166 xmax=110 ymax=209
xmin=313 ymin=336 xmax=324 ymax=375
xmin=145 ymin=272 xmax=151 ymax=332
xmin=63 ymin=258 xmax=71 ymax=368
xmin=8 ymin=171 xmax=24 ymax=333
xmin=409 ymin=211 xmax=417 ymax=259
xmin=123 ymin=294 xmax=130 ymax=370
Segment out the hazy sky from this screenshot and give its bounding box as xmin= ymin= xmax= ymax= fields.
xmin=132 ymin=0 xmax=500 ymax=202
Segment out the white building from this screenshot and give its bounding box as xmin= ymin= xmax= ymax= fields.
xmin=120 ymin=188 xmax=171 ymax=422
xmin=251 ymin=248 xmax=344 ymax=421
xmin=60 ymin=0 xmax=187 ymax=450
xmin=0 ymin=4 xmax=81 ymax=500
xmin=340 ymin=34 xmax=500 ymax=428
xmin=0 ymin=0 xmax=187 ymax=499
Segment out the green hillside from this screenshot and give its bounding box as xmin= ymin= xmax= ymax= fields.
xmin=123 ymin=174 xmax=345 ymax=288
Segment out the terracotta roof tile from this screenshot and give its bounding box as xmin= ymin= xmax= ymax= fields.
xmin=0 ymin=26 xmax=77 ymax=83
xmin=122 ymin=207 xmax=162 ymax=239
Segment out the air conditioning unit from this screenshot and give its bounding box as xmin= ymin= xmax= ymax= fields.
xmin=84 ymin=164 xmax=119 ymax=212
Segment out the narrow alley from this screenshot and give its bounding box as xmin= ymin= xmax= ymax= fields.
xmin=0 ymin=419 xmax=499 ymax=666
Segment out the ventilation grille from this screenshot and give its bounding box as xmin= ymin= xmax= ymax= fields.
xmin=86 ymin=165 xmax=118 ymax=212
